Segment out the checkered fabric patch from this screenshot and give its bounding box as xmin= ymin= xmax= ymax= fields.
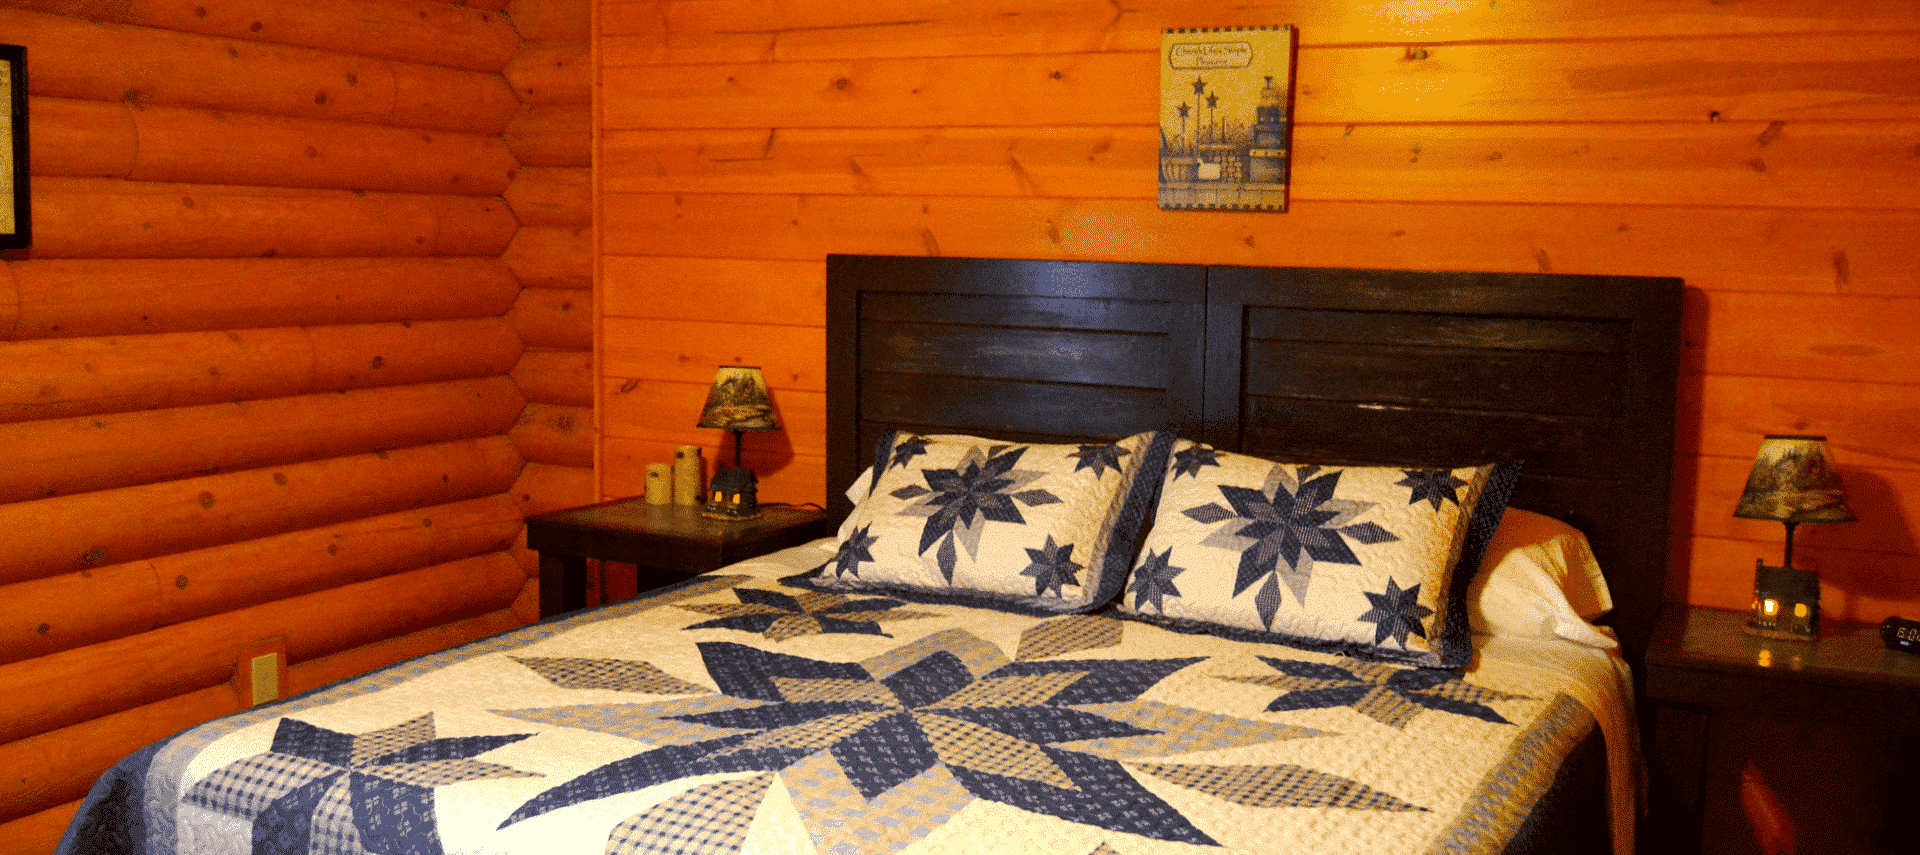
xmin=1133 ymin=762 xmax=1422 ymax=811
xmin=605 ymin=773 xmax=774 ymax=855
xmin=307 ymin=775 xmax=362 ymax=855
xmin=928 ymin=671 xmax=1085 ymax=710
xmin=1067 ymin=700 xmax=1322 ymax=760
xmin=512 ymin=656 xmax=710 ymax=695
xmin=182 ymin=752 xmax=341 ymax=818
xmin=917 ymin=713 xmax=1076 ymax=789
xmin=769 ymin=676 xmax=900 ymax=706
xmin=862 ymin=628 xmax=1007 ymax=682
xmin=764 ymin=615 xmax=824 ymax=642
xmin=1015 ymin=615 xmax=1124 ymax=661
xmin=362 ymin=758 xmax=540 ymax=789
xmin=720 ymin=711 xmax=894 ymax=754
xmin=348 ymin=714 xmax=435 ymax=768
xmin=784 ymin=752 xmax=973 ymax=854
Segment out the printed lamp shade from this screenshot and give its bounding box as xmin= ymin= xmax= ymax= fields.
xmin=697 ymin=366 xmax=778 ymax=433
xmin=1734 ymin=435 xmax=1855 ymax=525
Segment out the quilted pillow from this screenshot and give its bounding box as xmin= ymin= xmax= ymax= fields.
xmin=800 ymin=429 xmax=1173 ymax=613
xmin=1116 ymin=441 xmax=1521 ymax=668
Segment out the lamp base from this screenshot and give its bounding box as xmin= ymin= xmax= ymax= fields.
xmin=1747 ymin=560 xmax=1820 ymax=640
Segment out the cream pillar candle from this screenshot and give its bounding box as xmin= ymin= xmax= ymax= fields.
xmin=645 ymin=464 xmax=672 ymax=505
xmin=673 ymin=445 xmax=703 ymax=505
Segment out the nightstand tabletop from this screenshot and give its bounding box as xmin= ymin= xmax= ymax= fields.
xmin=527 ymin=500 xmax=837 ymax=569
xmin=1646 ymin=604 xmax=1920 ymax=696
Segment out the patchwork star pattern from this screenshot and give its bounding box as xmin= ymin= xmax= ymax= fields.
xmin=181 ymin=714 xmax=537 ymax=855
xmin=1069 ymin=443 xmax=1130 ymax=479
xmin=1127 ymin=548 xmax=1186 ymax=613
xmin=1170 ymin=445 xmax=1223 ymax=480
xmin=1220 ymin=656 xmax=1529 ymax=729
xmin=679 ymin=587 xmax=937 ymax=642
xmin=1182 ymin=464 xmax=1399 ymax=628
xmin=888 ymin=435 xmax=933 ymax=471
xmin=827 ymin=524 xmax=879 ymax=578
xmin=888 ymin=444 xmax=1062 ymax=581
xmin=493 ymin=630 xmax=1339 ymax=851
xmin=1396 ymin=469 xmax=1471 ymax=510
xmin=1019 ymin=535 xmax=1084 ymax=597
xmin=1357 ymin=578 xmax=1432 ymax=649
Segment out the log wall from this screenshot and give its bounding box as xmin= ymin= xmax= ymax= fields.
xmin=0 ymin=1 xmax=591 ymax=851
xmin=593 ymin=2 xmax=1920 ymax=626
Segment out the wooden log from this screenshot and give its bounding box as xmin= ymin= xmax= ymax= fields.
xmin=305 ymin=318 xmax=523 ymax=389
xmin=0 ymin=377 xmax=525 ymax=506
xmin=505 ymin=166 xmax=592 ymax=226
xmin=4 ymin=7 xmax=519 ymax=133
xmin=0 ymin=682 xmax=234 ymax=826
xmin=0 ymin=0 xmax=522 ymax=72
xmin=601 ymin=318 xmax=825 ymax=390
xmin=601 ymin=256 xmax=825 ymax=326
xmin=428 ymin=195 xmax=523 ymax=256
xmin=0 ymin=598 xmax=523 ymax=829
xmin=600 ymin=376 xmax=825 ymax=457
xmin=510 ymin=403 xmax=594 ymax=467
xmin=597 ymin=0 xmax=1920 ymax=58
xmin=0 ymin=799 xmax=79 ymax=855
xmin=596 ymin=193 xmax=1920 ymax=298
xmin=600 ymin=34 xmax=1920 ymax=131
xmin=504 ymin=226 xmax=593 ymax=289
xmin=510 ymin=461 xmax=595 ymax=516
xmin=506 ymin=0 xmax=590 ymax=41
xmin=511 ymin=349 xmax=593 ymax=406
xmin=0 ymin=560 xmax=161 ymax=670
xmin=505 ymin=40 xmax=593 ymax=105
xmin=26 ymin=96 xmax=136 ymax=179
xmin=0 ymin=436 xmax=522 ymax=585
xmin=0 ymin=318 xmax=521 ymax=423
xmin=511 ymin=576 xmax=540 ymax=623
xmin=31 ymin=177 xmax=518 ymax=259
xmin=0 ymin=496 xmax=523 ymax=666
xmin=451 ymin=0 xmax=510 ymax=13
xmin=602 ymin=436 xmax=827 ymax=509
xmin=599 ymin=121 xmax=1920 ymax=212
xmin=126 ymin=105 xmax=517 ymax=195
xmin=0 ymin=551 xmax=525 ymax=745
xmin=0 ymin=264 xmax=17 ymax=342
xmin=504 ymin=103 xmax=591 ymax=167
xmin=1691 ymin=291 xmax=1920 ymax=385
xmin=6 ymin=257 xmax=519 ymax=340
xmin=509 ymin=288 xmax=593 ymax=349
xmin=1681 ymin=536 xmax=1918 ymax=625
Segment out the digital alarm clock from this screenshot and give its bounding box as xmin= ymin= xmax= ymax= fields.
xmin=1881 ymin=616 xmax=1920 ymax=655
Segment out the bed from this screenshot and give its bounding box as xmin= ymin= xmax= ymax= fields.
xmin=56 ymin=256 xmax=1682 ymax=855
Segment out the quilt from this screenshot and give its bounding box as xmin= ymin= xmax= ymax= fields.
xmin=57 ymin=541 xmax=1627 ymax=855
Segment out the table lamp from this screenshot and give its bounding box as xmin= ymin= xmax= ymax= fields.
xmin=1734 ymin=435 xmax=1855 ymax=639
xmin=696 ymin=366 xmax=779 ymax=520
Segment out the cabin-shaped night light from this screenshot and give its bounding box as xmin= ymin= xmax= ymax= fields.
xmin=1735 ymin=435 xmax=1854 ymax=640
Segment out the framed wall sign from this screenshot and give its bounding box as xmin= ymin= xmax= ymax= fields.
xmin=2 ymin=44 xmax=28 ymax=251
xmin=1158 ymin=25 xmax=1296 ymax=212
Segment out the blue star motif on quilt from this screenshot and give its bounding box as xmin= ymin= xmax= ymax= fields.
xmin=887 ymin=435 xmax=932 ymax=471
xmin=493 ymin=631 xmax=1333 ymax=849
xmin=1170 ymin=445 xmax=1222 ymax=480
xmin=888 ymin=444 xmax=1061 ymax=581
xmin=1068 ymin=442 xmax=1129 ymax=479
xmin=1396 ymin=468 xmax=1471 ymax=510
xmin=1357 ymin=578 xmax=1432 ymax=649
xmin=680 ymin=588 xmax=935 ymax=642
xmin=1183 ymin=464 xmax=1399 ymax=628
xmin=181 ymin=714 xmax=536 ymax=855
xmin=829 ymin=524 xmax=879 ymax=578
xmin=1221 ymin=656 xmax=1529 ymax=729
xmin=1020 ymin=535 xmax=1083 ymax=597
xmin=1127 ymin=548 xmax=1186 ymax=613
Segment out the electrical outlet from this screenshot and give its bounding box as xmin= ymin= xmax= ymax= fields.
xmin=249 ymin=652 xmax=281 ymax=706
xmin=233 ymin=636 xmax=288 ymax=708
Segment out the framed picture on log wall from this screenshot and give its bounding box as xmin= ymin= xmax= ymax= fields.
xmin=1158 ymin=25 xmax=1296 ymax=212
xmin=1 ymin=44 xmax=28 ymax=251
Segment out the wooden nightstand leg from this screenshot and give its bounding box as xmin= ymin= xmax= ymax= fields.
xmin=538 ymin=551 xmax=589 ymax=618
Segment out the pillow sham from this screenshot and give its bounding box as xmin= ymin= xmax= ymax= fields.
xmin=1116 ymin=441 xmax=1521 ymax=668
xmin=1470 ymin=508 xmax=1616 ymax=648
xmin=801 ymin=429 xmax=1173 ymax=613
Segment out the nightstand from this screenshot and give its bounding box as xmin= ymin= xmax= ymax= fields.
xmin=1642 ymin=603 xmax=1920 ymax=855
xmin=527 ymin=500 xmax=837 ymax=619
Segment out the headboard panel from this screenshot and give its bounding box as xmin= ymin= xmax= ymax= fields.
xmin=826 ymin=255 xmax=1682 ymax=662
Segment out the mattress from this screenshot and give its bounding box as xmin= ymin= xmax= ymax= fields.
xmin=57 ymin=539 xmax=1634 ymax=855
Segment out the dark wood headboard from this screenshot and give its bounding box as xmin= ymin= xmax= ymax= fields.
xmin=826 ymin=255 xmax=1682 ymax=663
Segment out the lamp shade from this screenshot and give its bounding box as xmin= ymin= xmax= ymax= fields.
xmin=696 ymin=366 xmax=779 ymax=432
xmin=1734 ymin=435 xmax=1855 ymax=524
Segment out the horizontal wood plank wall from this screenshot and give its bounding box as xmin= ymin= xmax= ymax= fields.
xmin=594 ymin=2 xmax=1920 ymax=625
xmin=0 ymin=1 xmax=553 ymax=850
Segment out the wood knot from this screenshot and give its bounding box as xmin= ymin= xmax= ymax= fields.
xmin=81 ymin=547 xmax=107 ymax=565
xmin=831 ymin=76 xmax=852 ymax=91
xmin=273 ymin=472 xmax=288 ymax=485
xmin=370 ymin=355 xmax=385 ymax=369
xmin=314 ymin=91 xmax=329 ymax=105
xmin=37 ymin=623 xmax=49 ymax=635
xmin=176 ymin=575 xmax=189 ymax=589
xmin=198 ymin=491 xmax=216 ymax=508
